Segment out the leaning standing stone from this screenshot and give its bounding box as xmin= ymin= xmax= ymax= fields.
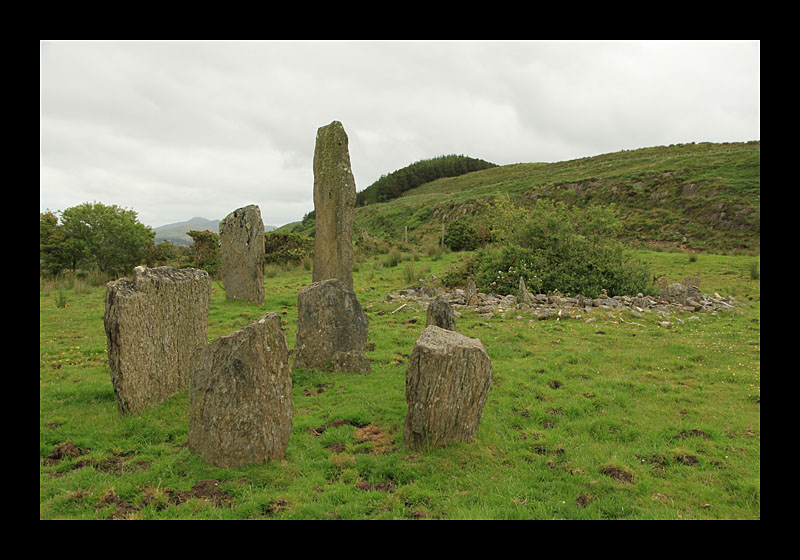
xmin=403 ymin=326 xmax=493 ymax=451
xmin=104 ymin=266 xmax=211 ymax=416
xmin=293 ymin=279 xmax=370 ymax=374
xmin=188 ymin=313 xmax=293 ymax=468
xmin=426 ymin=296 xmax=457 ymax=331
xmin=312 ymin=121 xmax=356 ymax=290
xmin=219 ymin=204 xmax=265 ymax=305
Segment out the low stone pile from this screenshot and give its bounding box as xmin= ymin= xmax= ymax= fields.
xmin=386 ymin=281 xmax=738 ymax=321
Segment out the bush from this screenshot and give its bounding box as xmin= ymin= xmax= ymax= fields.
xmin=446 ymin=200 xmax=654 ymax=298
xmin=264 ymin=232 xmax=314 ymax=265
xmin=443 ymin=220 xmax=480 ymax=252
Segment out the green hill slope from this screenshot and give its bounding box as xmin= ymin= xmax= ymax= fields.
xmin=282 ymin=141 xmax=760 ymax=253
xmin=361 ymin=141 xmax=759 ymax=252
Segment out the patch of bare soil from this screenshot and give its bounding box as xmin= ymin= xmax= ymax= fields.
xmin=354 ymin=424 xmax=394 ymax=454
xmin=601 ymin=465 xmax=635 ymax=483
xmin=95 ymin=489 xmax=139 ymax=520
xmin=355 ymin=478 xmax=397 ymax=492
xmin=575 ymin=493 xmax=593 ymax=507
xmin=164 ymin=479 xmax=232 ymax=508
xmin=676 ymin=429 xmax=709 ymax=439
xmin=43 ymin=441 xmax=87 ymax=465
xmin=675 ymin=454 xmax=699 ymax=466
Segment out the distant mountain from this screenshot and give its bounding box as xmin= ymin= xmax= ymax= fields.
xmin=153 ymin=217 xmax=277 ymax=246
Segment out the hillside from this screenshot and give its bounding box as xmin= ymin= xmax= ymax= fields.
xmin=154 ymin=217 xmax=276 ymax=246
xmin=278 ymin=141 xmax=759 ymax=253
xmin=334 ymin=141 xmax=759 ymax=253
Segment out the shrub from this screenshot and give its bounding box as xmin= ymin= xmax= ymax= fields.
xmin=445 ymin=200 xmax=654 ymax=298
xmin=443 ymin=220 xmax=480 ymax=252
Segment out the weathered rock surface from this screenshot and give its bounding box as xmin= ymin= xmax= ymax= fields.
xmin=219 ymin=204 xmax=265 ymax=304
xmin=403 ymin=326 xmax=493 ymax=451
xmin=425 ymin=295 xmax=457 ymax=331
xmin=104 ymin=266 xmax=211 ymax=416
xmin=312 ymin=121 xmax=356 ymax=290
xmin=293 ymin=279 xmax=370 ymax=374
xmin=188 ymin=313 xmax=293 ymax=468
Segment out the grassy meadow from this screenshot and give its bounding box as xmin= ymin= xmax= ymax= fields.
xmin=40 ymin=248 xmax=760 ymax=519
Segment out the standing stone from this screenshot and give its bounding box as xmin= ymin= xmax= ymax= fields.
xmin=403 ymin=326 xmax=493 ymax=451
xmin=312 ymin=121 xmax=356 ymax=290
xmin=189 ymin=313 xmax=293 ymax=468
xmin=661 ymin=282 xmax=689 ymax=305
xmin=426 ymin=296 xmax=457 ymax=331
xmin=519 ymin=276 xmax=533 ymax=305
xmin=465 ymin=279 xmax=478 ymax=306
xmin=104 ymin=266 xmax=211 ymax=416
xmin=219 ymin=204 xmax=265 ymax=305
xmin=293 ymin=279 xmax=370 ymax=374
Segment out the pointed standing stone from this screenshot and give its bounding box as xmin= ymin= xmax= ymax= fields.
xmin=220 ymin=204 xmax=265 ymax=305
xmin=312 ymin=121 xmax=356 ymax=290
xmin=519 ymin=276 xmax=533 ymax=305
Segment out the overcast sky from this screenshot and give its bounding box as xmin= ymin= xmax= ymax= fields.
xmin=40 ymin=40 xmax=760 ymax=229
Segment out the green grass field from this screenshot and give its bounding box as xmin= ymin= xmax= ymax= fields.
xmin=40 ymin=249 xmax=760 ymax=519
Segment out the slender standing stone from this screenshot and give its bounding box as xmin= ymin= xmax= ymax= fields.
xmin=104 ymin=266 xmax=211 ymax=416
xmin=219 ymin=204 xmax=265 ymax=305
xmin=189 ymin=313 xmax=293 ymax=468
xmin=312 ymin=121 xmax=356 ymax=290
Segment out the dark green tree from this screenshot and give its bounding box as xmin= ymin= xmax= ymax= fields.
xmin=54 ymin=203 xmax=155 ymax=277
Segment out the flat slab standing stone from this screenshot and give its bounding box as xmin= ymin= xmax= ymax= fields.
xmin=189 ymin=313 xmax=293 ymax=468
xmin=104 ymin=266 xmax=211 ymax=416
xmin=220 ymin=204 xmax=265 ymax=304
xmin=293 ymin=279 xmax=370 ymax=374
xmin=403 ymin=326 xmax=492 ymax=451
xmin=312 ymin=121 xmax=356 ymax=290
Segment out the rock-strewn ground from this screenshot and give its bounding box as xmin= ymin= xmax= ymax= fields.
xmin=384 ymin=284 xmax=740 ymax=325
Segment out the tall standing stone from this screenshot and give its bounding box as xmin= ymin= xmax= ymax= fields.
xmin=312 ymin=121 xmax=356 ymax=290
xmin=219 ymin=204 xmax=265 ymax=305
xmin=104 ymin=266 xmax=211 ymax=416
xmin=293 ymin=279 xmax=370 ymax=374
xmin=403 ymin=326 xmax=493 ymax=451
xmin=189 ymin=313 xmax=293 ymax=468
